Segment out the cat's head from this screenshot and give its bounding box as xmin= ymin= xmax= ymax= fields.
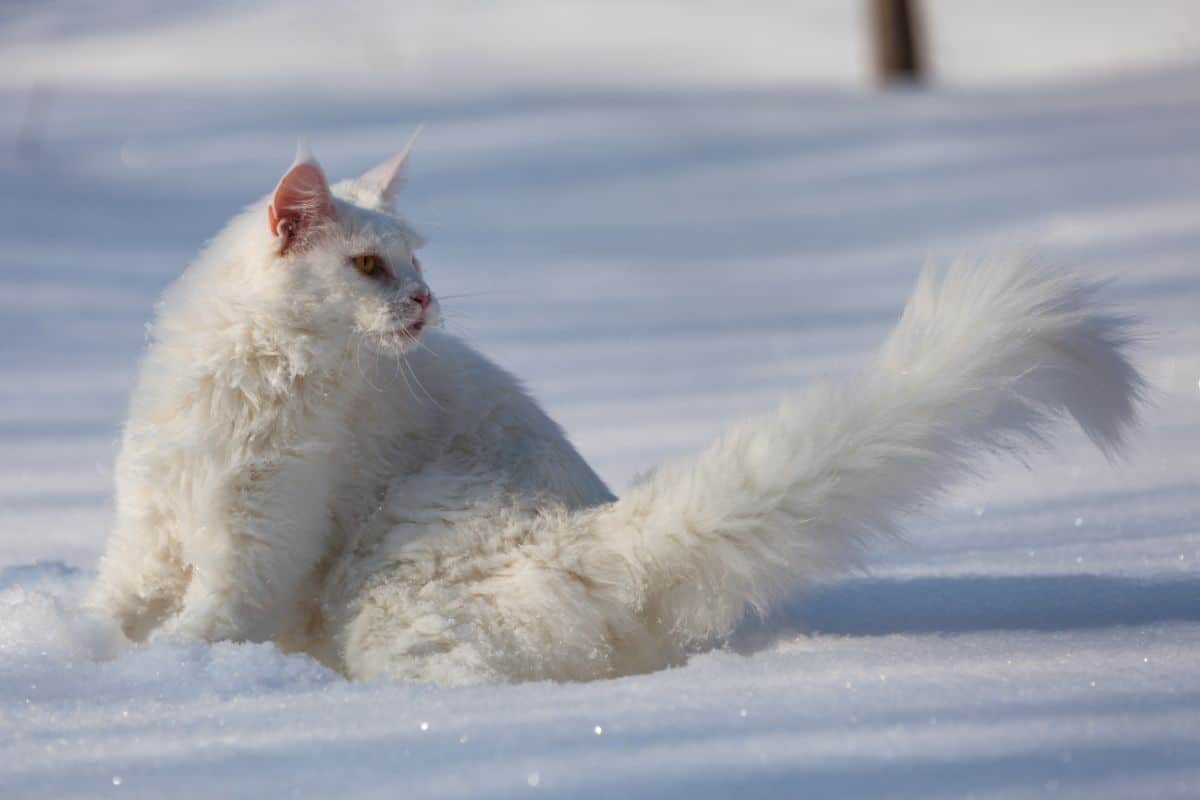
xmin=251 ymin=139 xmax=436 ymax=356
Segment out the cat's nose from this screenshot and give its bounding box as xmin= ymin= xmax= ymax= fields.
xmin=410 ymin=287 xmax=432 ymax=309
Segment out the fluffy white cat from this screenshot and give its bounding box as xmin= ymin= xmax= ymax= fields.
xmin=89 ymin=143 xmax=1144 ymax=685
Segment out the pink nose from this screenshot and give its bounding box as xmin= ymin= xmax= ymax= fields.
xmin=410 ymin=288 xmax=432 ymax=309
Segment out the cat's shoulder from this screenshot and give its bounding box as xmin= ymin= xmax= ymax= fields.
xmin=415 ymin=330 xmax=527 ymax=394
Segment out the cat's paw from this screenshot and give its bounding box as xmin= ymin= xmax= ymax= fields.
xmin=150 ymin=602 xmax=247 ymax=643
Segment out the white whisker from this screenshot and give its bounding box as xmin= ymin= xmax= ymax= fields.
xmin=398 ymin=338 xmax=445 ymax=410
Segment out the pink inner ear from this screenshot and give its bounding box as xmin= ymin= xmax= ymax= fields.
xmin=268 ymin=162 xmax=336 ymax=247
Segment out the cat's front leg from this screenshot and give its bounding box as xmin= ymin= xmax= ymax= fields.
xmin=89 ymin=509 xmax=191 ymax=643
xmin=87 ymin=441 xmax=195 ymax=641
xmin=159 ymin=456 xmax=335 ymax=643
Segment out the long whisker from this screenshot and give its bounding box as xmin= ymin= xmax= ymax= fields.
xmin=393 ymin=348 xmax=421 ymax=404
xmin=406 ymin=328 xmax=443 ymax=360
xmin=398 ymin=338 xmax=445 ymax=410
xmin=435 ymin=314 xmax=480 ymax=338
xmin=433 ymin=292 xmax=500 ymax=301
xmin=355 ymin=327 xmax=386 ymax=394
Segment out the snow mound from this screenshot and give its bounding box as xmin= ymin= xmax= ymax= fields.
xmin=0 ymin=563 xmax=338 ymax=707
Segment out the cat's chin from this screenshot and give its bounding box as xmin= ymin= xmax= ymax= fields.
xmin=363 ymin=321 xmax=427 ymax=355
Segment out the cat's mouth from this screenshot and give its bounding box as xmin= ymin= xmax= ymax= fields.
xmin=389 ymin=306 xmax=436 ymax=341
xmin=368 ymin=301 xmax=437 ymax=353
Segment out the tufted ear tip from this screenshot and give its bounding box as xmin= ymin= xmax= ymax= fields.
xmin=292 ymin=138 xmax=318 ymax=168
xmin=355 ymin=125 xmax=423 ymax=206
xmin=268 ymin=145 xmax=337 ymax=253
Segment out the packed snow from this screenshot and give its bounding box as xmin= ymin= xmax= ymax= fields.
xmin=2 ymin=2 xmax=1199 ymax=797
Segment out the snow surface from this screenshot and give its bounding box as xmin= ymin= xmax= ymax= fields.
xmin=2 ymin=3 xmax=1200 ymax=797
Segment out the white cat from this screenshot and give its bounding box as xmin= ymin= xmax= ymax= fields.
xmin=89 ymin=143 xmax=1144 ymax=685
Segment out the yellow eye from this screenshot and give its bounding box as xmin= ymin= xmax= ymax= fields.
xmin=352 ymin=254 xmax=379 ymax=275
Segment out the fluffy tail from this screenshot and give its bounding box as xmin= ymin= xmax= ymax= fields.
xmin=585 ymin=257 xmax=1144 ymax=647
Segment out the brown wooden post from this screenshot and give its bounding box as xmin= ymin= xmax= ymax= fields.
xmin=870 ymin=0 xmax=925 ymax=84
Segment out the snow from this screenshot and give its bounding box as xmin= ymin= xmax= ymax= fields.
xmin=2 ymin=2 xmax=1200 ymax=797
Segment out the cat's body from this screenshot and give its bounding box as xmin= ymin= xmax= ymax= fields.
xmin=90 ymin=145 xmax=1144 ymax=685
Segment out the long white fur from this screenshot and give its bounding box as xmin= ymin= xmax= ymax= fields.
xmin=89 ymin=150 xmax=1144 ymax=686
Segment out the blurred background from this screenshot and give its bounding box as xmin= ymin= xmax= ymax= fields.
xmin=1 ymin=1 xmax=1198 ymax=571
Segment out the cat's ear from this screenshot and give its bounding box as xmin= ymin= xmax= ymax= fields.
xmin=355 ymin=126 xmax=422 ymax=206
xmin=268 ymin=144 xmax=337 ymax=254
